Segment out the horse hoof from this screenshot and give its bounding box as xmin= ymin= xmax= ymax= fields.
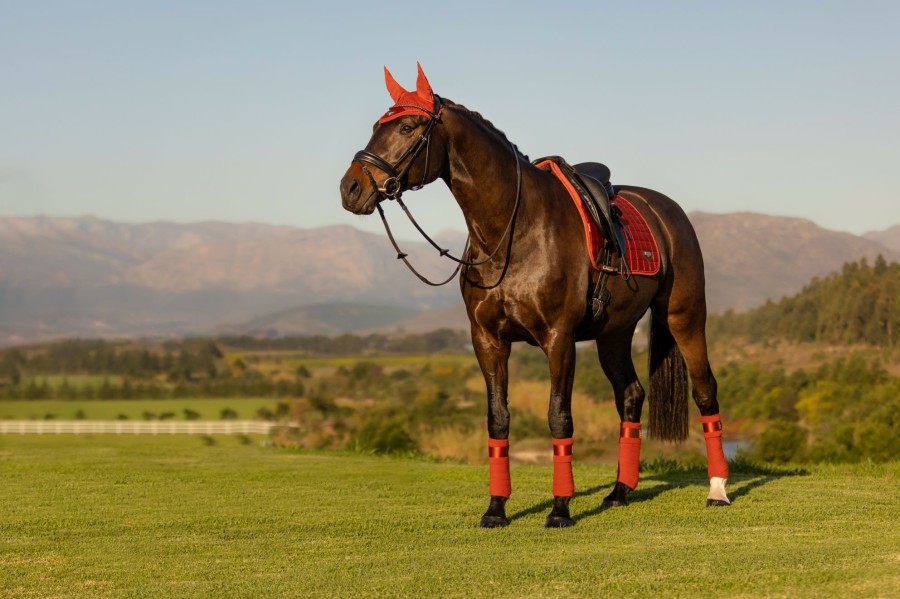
xmin=544 ymin=515 xmax=575 ymax=528
xmin=479 ymin=515 xmax=509 ymax=528
xmin=601 ymin=482 xmax=632 ymax=509
xmin=706 ymin=498 xmax=731 ymax=507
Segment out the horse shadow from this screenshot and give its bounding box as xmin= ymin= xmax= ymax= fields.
xmin=508 ymin=484 xmax=609 ymax=522
xmin=509 ymin=462 xmax=810 ymax=523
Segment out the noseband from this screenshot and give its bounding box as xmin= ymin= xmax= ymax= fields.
xmin=353 ymin=96 xmax=443 ymax=200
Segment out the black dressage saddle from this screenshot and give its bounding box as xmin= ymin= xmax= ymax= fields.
xmin=533 ymin=156 xmax=626 ymax=260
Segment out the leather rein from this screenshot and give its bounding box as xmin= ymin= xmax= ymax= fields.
xmin=353 ymin=96 xmax=522 ymax=288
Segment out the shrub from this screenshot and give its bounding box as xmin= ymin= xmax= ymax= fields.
xmin=753 ymin=422 xmax=807 ymax=463
xmin=354 ymin=419 xmax=418 ymax=454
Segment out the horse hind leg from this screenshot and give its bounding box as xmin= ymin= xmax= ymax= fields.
xmin=596 ymin=324 xmax=646 ymax=508
xmin=662 ymin=310 xmax=731 ymax=506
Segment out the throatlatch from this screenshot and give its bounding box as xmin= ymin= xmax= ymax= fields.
xmin=617 ymin=422 xmax=642 ymax=490
xmin=488 ymin=438 xmax=511 ymax=498
xmin=552 ymin=437 xmax=575 ymax=497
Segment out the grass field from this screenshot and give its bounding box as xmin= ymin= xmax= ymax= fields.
xmin=0 ymin=399 xmax=278 ymax=421
xmin=0 ymin=436 xmax=897 ymax=598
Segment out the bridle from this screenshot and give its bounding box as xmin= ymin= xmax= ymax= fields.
xmin=353 ymin=95 xmax=444 ymax=201
xmin=353 ymin=97 xmax=522 ymax=288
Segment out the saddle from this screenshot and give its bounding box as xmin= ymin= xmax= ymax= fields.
xmin=532 ymin=156 xmax=627 ymax=263
xmin=533 ymin=155 xmax=633 ymax=322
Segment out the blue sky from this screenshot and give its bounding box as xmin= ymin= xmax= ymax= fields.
xmin=1 ymin=1 xmax=898 ymax=238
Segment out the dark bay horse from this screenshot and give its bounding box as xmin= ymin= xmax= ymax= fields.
xmin=340 ymin=64 xmax=730 ymax=527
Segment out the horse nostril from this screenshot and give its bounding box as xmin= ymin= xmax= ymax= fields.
xmin=342 ymin=175 xmax=361 ymax=203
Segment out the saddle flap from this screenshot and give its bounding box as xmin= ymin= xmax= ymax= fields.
xmin=572 ymin=166 xmax=615 ymax=239
xmin=532 ymin=156 xmax=620 ymax=256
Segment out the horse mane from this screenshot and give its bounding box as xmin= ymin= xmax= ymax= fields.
xmin=441 ymin=98 xmax=529 ymax=161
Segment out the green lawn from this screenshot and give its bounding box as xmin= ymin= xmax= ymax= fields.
xmin=0 ymin=398 xmax=278 ymax=421
xmin=0 ymin=436 xmax=897 ymax=598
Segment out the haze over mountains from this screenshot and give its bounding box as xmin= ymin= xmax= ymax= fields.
xmin=863 ymin=224 xmax=900 ymax=252
xmin=0 ymin=213 xmax=897 ymax=345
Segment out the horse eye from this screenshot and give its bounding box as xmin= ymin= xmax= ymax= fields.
xmin=399 ymin=123 xmax=414 ymax=135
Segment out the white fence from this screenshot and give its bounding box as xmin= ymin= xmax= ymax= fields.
xmin=0 ymin=420 xmax=276 ymax=435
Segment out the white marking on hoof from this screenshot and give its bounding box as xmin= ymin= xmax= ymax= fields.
xmin=708 ymin=476 xmax=730 ymax=504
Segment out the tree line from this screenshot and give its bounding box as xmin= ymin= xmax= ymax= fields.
xmin=0 ymin=338 xmax=223 ymax=383
xmin=0 ymin=329 xmax=470 ymax=387
xmin=2 ymin=376 xmax=305 ymax=401
xmin=217 ymin=328 xmax=469 ymax=354
xmin=708 ymin=256 xmax=899 ymax=346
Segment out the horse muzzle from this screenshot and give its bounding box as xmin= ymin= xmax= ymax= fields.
xmin=340 ymin=169 xmax=378 ymax=215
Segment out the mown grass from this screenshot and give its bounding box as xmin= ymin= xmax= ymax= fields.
xmin=0 ymin=436 xmax=897 ymax=598
xmin=0 ymin=398 xmax=278 ymax=421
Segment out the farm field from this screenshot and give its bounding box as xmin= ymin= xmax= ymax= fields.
xmin=0 ymin=398 xmax=278 ymax=422
xmin=1 ymin=436 xmax=897 ymax=598
xmin=246 ymin=352 xmax=478 ymax=370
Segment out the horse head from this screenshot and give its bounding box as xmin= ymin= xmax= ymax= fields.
xmin=340 ymin=63 xmax=448 ymax=215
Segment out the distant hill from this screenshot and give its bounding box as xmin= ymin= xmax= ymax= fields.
xmin=234 ymin=213 xmax=900 ymax=334
xmin=362 ymin=304 xmax=471 ymax=335
xmin=864 ymin=224 xmax=900 ymax=252
xmin=0 ymin=216 xmax=461 ymax=345
xmin=215 ymin=303 xmax=423 ymax=337
xmin=1 ymin=213 xmax=898 ymax=344
xmin=689 ymin=212 xmax=899 ymax=312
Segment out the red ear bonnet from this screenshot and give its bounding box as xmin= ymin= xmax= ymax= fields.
xmin=379 ymin=62 xmax=438 ymax=123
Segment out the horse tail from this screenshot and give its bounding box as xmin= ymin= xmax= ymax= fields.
xmin=648 ymin=314 xmax=689 ymax=441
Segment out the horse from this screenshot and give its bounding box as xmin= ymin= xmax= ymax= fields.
xmin=339 ymin=64 xmax=731 ymax=528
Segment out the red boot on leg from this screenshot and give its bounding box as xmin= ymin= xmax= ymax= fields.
xmin=602 ymin=422 xmax=641 ymax=508
xmin=702 ymin=414 xmax=730 ymax=506
xmin=480 ymin=438 xmax=511 ymax=527
xmin=545 ymin=438 xmax=575 ymax=527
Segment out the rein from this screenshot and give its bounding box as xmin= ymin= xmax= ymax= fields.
xmin=357 ymin=100 xmax=523 ymax=287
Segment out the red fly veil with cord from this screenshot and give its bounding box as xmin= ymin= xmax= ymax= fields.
xmin=379 ymin=62 xmax=440 ymax=123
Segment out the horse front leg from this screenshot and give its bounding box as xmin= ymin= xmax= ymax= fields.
xmin=544 ymin=335 xmax=577 ymax=528
xmin=472 ymin=328 xmax=512 ymax=528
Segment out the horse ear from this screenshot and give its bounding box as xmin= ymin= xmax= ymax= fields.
xmin=415 ymin=62 xmax=434 ymax=101
xmin=384 ymin=66 xmax=407 ymax=103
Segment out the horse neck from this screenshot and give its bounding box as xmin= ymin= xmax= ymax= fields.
xmin=441 ymin=108 xmax=525 ymax=252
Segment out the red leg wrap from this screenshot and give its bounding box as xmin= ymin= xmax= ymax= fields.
xmin=702 ymin=414 xmax=729 ymax=479
xmin=617 ymin=422 xmax=642 ymax=490
xmin=552 ymin=437 xmax=574 ymax=497
xmin=488 ymin=438 xmax=511 ymax=497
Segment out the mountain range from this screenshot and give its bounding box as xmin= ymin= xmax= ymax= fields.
xmin=0 ymin=213 xmax=897 ymax=345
